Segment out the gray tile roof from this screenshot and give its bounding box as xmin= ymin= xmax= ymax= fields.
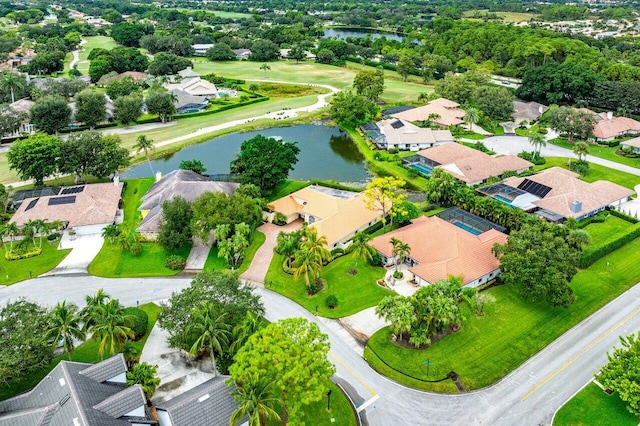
xmin=0 ymin=355 xmax=151 ymax=426
xmin=137 ymin=170 xmax=239 ymax=233
xmin=93 ymin=385 xmax=145 ymax=418
xmin=156 ymin=376 xmax=242 ymax=426
xmin=79 ymin=353 xmax=126 ymax=383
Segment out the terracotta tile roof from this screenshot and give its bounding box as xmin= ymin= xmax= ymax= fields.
xmin=592 ymin=113 xmax=640 ymax=139
xmin=11 ymin=182 xmax=123 ymax=228
xmin=270 ymin=185 xmax=382 ymax=247
xmin=117 ymin=71 xmax=149 ymax=82
xmin=503 ymin=167 xmax=634 ymax=218
xmin=417 ymin=142 xmax=533 ymax=184
xmin=391 ymin=98 xmax=465 ymax=126
xmin=9 ymin=99 xmax=34 ymax=114
xmin=376 ymin=118 xmax=453 ymax=146
xmin=369 ymin=216 xmax=507 ymax=285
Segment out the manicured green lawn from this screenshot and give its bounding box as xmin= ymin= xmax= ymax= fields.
xmin=535 ymin=157 xmax=640 ymax=189
xmin=122 ymin=178 xmax=155 ymax=226
xmin=0 ymin=242 xmax=71 ymax=286
xmin=548 ymin=138 xmax=640 ymax=170
xmin=76 ymin=36 xmax=120 ymax=74
xmin=265 ymin=253 xmax=392 ymax=318
xmin=583 ymin=214 xmax=632 ymax=247
xmin=267 ymin=180 xmax=311 ymax=202
xmin=297 ymin=381 xmax=357 ymax=426
xmin=554 ymin=382 xmax=638 ymax=426
xmin=88 ymin=241 xmax=191 ymax=277
xmin=0 ymin=302 xmax=160 ymax=401
xmin=203 ymin=231 xmax=266 ymax=275
xmin=365 ymin=235 xmax=640 ymax=392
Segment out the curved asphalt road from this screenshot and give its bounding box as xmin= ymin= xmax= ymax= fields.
xmin=2 ymin=275 xmax=639 ymax=425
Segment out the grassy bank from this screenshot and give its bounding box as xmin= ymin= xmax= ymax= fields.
xmin=365 ymin=235 xmax=640 ymax=392
xmin=548 ymin=138 xmax=640 ymax=170
xmin=554 ymin=382 xmax=638 ymax=426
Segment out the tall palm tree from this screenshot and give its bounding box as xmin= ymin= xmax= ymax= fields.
xmin=0 ymin=71 xmax=25 ymax=103
xmin=229 ymin=375 xmax=281 ymax=426
xmin=31 ymin=219 xmax=47 ymax=247
xmin=1 ymin=222 xmax=19 ymax=253
xmin=573 ymin=141 xmax=589 ymax=162
xmin=47 ymin=301 xmax=86 ymax=360
xmin=122 ymin=340 xmax=141 ymax=369
xmin=463 ymin=107 xmax=480 ymax=131
xmin=300 ymin=228 xmax=330 ymax=265
xmin=134 ymin=135 xmax=155 ymax=174
xmin=186 ymin=302 xmax=231 ymax=377
xmin=292 ymin=247 xmax=322 ymax=292
xmin=347 ymin=232 xmax=374 ymax=271
xmin=390 ymin=237 xmax=411 ymax=272
xmin=89 ymin=299 xmax=134 ymax=360
xmin=274 ymin=230 xmax=300 ymax=268
xmin=528 ymin=131 xmax=546 ymax=157
xmin=231 ymin=311 xmax=262 ymax=353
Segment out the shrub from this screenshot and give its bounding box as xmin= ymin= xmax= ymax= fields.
xmin=165 ymin=255 xmax=186 ymax=270
xmin=273 ymin=212 xmax=287 ymax=226
xmin=518 ymin=150 xmax=546 ymax=165
xmin=330 ymin=247 xmax=345 ymax=257
xmin=129 ymin=242 xmax=143 ymax=257
xmin=122 ymin=307 xmax=148 ymax=340
xmin=47 ymin=232 xmax=61 ymax=241
xmin=393 ymin=270 xmax=404 ymax=279
xmin=307 ymin=279 xmax=324 ymax=295
xmin=576 ymin=214 xmax=607 ymax=229
xmin=580 ymin=222 xmax=640 ymax=267
xmin=609 ymin=208 xmax=639 ymax=224
xmin=368 ymin=252 xmax=382 ymax=266
xmin=608 ymin=140 xmax=620 ymax=148
xmin=388 ymin=148 xmax=400 ymax=154
xmin=325 ymin=295 xmax=338 ymax=309
xmin=537 ymin=128 xmax=548 ymax=135
xmin=5 ymin=247 xmax=42 ymax=261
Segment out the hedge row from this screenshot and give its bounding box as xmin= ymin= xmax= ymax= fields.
xmin=609 ymin=208 xmax=639 ymax=224
xmin=309 ymin=179 xmax=361 ymax=193
xmin=122 ymin=307 xmax=148 ymax=340
xmin=5 ymin=247 xmax=42 ymax=261
xmin=580 ymin=222 xmax=640 ymax=268
xmin=576 ymin=214 xmax=606 ymax=229
xmin=344 ymin=56 xmax=422 ymax=76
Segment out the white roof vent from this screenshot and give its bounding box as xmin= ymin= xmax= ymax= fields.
xmin=198 ymin=394 xmax=210 ymax=403
xmin=59 ymin=378 xmax=66 ymax=387
xmin=73 ymin=418 xmax=81 ymax=426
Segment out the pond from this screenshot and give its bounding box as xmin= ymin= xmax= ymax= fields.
xmin=323 ymin=28 xmax=404 ymax=42
xmin=120 ymin=125 xmax=371 ymax=184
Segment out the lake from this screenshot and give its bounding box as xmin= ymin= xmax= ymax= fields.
xmin=120 ymin=125 xmax=371 ymax=183
xmin=323 ymin=28 xmax=404 ymax=42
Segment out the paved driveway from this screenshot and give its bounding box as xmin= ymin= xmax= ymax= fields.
xmin=239 ymin=220 xmax=302 ymax=285
xmin=42 ymin=233 xmax=104 ymax=276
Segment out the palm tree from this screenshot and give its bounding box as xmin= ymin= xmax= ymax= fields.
xmin=134 ymin=135 xmax=155 ymax=174
xmin=1 ymin=222 xmax=19 ymax=253
xmin=214 ymin=223 xmax=231 ymax=244
xmin=31 ymin=219 xmax=47 ymax=247
xmin=229 ymin=375 xmax=281 ymax=426
xmin=101 ymin=224 xmax=120 ymax=244
xmin=259 ymin=63 xmax=270 ymax=74
xmin=231 ymin=311 xmax=262 ymax=353
xmin=573 ymin=141 xmax=589 ymax=162
xmin=300 ymin=228 xmax=330 ymax=265
xmin=274 ymin=230 xmax=300 ymax=268
xmin=427 ymin=113 xmax=441 ymax=127
xmin=126 ymin=362 xmax=160 ymax=404
xmin=464 ymin=107 xmax=480 ymax=131
xmin=89 ymin=299 xmax=134 ymax=360
xmin=117 ymin=224 xmax=138 ymax=250
xmin=186 ymin=302 xmax=232 ymax=377
xmin=528 ymin=131 xmax=546 ymax=158
xmin=292 ymin=247 xmax=322 ymax=292
xmin=347 ymin=232 xmax=374 ymax=271
xmin=390 ymin=237 xmax=411 ymax=272
xmin=0 ymin=71 xmax=25 ymax=103
xmin=46 ymin=301 xmax=86 ymax=360
xmin=122 ymin=340 xmax=141 ymax=369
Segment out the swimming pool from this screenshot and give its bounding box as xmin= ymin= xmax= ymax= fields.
xmin=410 ymin=163 xmax=433 ymax=175
xmin=493 ymin=194 xmax=513 ymax=204
xmin=453 ymin=221 xmax=482 ymax=235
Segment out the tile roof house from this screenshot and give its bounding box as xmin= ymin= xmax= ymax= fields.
xmin=155 ymin=376 xmax=242 ymax=426
xmin=369 ymin=215 xmax=508 ymax=288
xmin=500 ymin=167 xmax=634 ymax=221
xmin=591 ymin=111 xmax=640 ymax=141
xmin=269 ymin=185 xmax=383 ymax=249
xmin=621 ymin=136 xmax=640 ymax=153
xmin=233 ymin=49 xmax=251 ymax=60
xmin=0 ymin=354 xmax=154 ymax=426
xmin=10 ymin=181 xmax=124 ymax=235
xmin=415 ymin=142 xmax=533 ymax=186
xmin=369 ymin=118 xmax=454 ymax=151
xmin=512 ymin=100 xmax=548 ymax=122
xmin=170 ymin=89 xmax=210 ymax=114
xmin=2 ymin=99 xmax=35 ymax=138
xmin=391 ymin=98 xmax=465 ymax=127
xmin=191 ymin=44 xmax=214 ymax=56
xmin=137 ymin=170 xmax=239 ymax=238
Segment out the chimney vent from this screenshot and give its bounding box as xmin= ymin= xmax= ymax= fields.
xmin=570 ymin=200 xmax=582 ymax=213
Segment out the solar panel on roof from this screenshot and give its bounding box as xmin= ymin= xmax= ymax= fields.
xmin=25 ymin=198 xmax=39 ymax=211
xmin=48 ymin=196 xmax=76 ymax=206
xmin=517 ymin=179 xmax=552 ymax=198
xmin=60 ymin=186 xmax=85 ymax=195
xmin=390 ymin=120 xmax=405 ymax=129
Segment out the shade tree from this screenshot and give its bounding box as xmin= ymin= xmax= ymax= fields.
xmin=597 ymin=332 xmax=640 ymax=417
xmin=364 ymin=176 xmax=407 ymax=233
xmin=30 ymin=95 xmax=71 ymax=135
xmin=74 ymin=89 xmax=107 ymax=129
xmin=191 ymin=191 xmax=262 ymax=244
xmin=158 ymin=196 xmax=193 ymax=252
xmin=330 ymin=90 xmax=379 ymax=126
xmin=7 ymin=132 xmax=60 ymax=186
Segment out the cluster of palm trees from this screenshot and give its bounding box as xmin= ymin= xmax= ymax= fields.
xmin=102 ymin=223 xmax=140 ymax=252
xmin=390 ymin=237 xmax=411 ymax=275
xmin=46 ymin=289 xmax=135 ymax=361
xmin=376 ymin=277 xmax=465 ymax=348
xmin=275 ymin=225 xmax=331 ymax=294
xmin=1 ymin=219 xmax=64 ymax=254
